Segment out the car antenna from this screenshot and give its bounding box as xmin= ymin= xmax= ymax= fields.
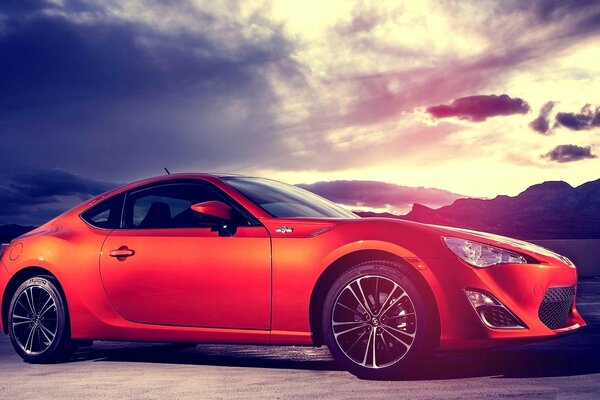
xmin=164 ymin=167 xmax=171 ymax=175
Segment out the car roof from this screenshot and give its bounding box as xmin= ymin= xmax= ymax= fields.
xmin=121 ymin=172 xmax=248 ymax=186
xmin=58 ymin=172 xmax=268 ymax=221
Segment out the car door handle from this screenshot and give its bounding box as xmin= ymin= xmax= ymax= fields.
xmin=109 ymin=246 xmax=135 ymax=258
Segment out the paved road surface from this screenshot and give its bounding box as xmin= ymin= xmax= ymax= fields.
xmin=1 ymin=279 xmax=599 ymax=399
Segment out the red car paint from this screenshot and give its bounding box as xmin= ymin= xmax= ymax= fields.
xmin=0 ymin=174 xmax=586 ymax=349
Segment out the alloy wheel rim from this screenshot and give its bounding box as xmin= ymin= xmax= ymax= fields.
xmin=332 ymin=275 xmax=417 ymax=369
xmin=11 ymin=286 xmax=58 ymax=355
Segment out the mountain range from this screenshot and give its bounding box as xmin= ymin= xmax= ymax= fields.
xmin=299 ymin=180 xmax=464 ymax=213
xmin=359 ymin=178 xmax=600 ymax=240
xmin=1 ymin=178 xmax=599 ymax=242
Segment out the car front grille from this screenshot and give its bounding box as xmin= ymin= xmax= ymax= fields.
xmin=538 ymin=286 xmax=575 ymax=329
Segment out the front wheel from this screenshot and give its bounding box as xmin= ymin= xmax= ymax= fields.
xmin=8 ymin=276 xmax=73 ymax=363
xmin=322 ymin=261 xmax=434 ymax=379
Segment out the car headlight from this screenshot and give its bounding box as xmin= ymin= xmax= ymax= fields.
xmin=443 ymin=237 xmax=527 ymax=268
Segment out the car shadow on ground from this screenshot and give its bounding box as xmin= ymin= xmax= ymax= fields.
xmin=410 ymin=325 xmax=600 ymax=380
xmin=73 ymin=342 xmax=342 ymax=372
xmin=70 ymin=280 xmax=600 ymax=381
xmin=71 ymin=320 xmax=600 ymax=381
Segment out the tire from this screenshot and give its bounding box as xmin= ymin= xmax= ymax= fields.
xmin=322 ymin=261 xmax=434 ymax=379
xmin=8 ymin=276 xmax=74 ymax=363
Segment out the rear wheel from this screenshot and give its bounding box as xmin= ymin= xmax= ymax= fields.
xmin=322 ymin=261 xmax=433 ymax=379
xmin=8 ymin=276 xmax=73 ymax=363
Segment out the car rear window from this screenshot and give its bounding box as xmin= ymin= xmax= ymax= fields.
xmin=81 ymin=194 xmax=124 ymax=229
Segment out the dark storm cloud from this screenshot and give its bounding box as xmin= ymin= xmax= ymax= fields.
xmin=0 ymin=0 xmax=45 ymax=12
xmin=9 ymin=169 xmax=116 ymax=199
xmin=0 ymin=1 xmax=299 ymax=181
xmin=298 ymin=181 xmax=464 ymax=211
xmin=1 ymin=0 xmax=600 ymax=226
xmin=542 ymin=144 xmax=597 ymax=163
xmin=531 ymin=0 xmax=600 ymax=22
xmin=0 ymin=169 xmax=117 ymax=225
xmin=426 ymin=94 xmax=530 ymax=122
xmin=501 ymin=0 xmax=600 ymax=37
xmin=529 ymin=101 xmax=555 ymax=135
xmin=0 ymin=7 xmax=287 ymax=111
xmin=555 ymin=105 xmax=600 ymax=131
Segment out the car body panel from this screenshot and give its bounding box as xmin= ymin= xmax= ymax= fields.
xmin=0 ymin=173 xmax=586 ymax=350
xmin=100 ymin=226 xmax=271 ymax=329
xmin=263 ymin=218 xmax=430 ymax=335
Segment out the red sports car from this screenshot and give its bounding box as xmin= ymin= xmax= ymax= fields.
xmin=0 ymin=174 xmax=586 ymax=378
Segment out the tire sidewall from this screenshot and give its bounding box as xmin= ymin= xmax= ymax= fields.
xmin=8 ymin=276 xmax=71 ymax=363
xmin=322 ymin=261 xmax=432 ymax=379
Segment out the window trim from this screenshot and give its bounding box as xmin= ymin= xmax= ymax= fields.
xmin=79 ymin=193 xmax=126 ymax=230
xmin=119 ymin=179 xmax=261 ymax=230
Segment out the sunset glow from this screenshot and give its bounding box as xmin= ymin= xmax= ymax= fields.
xmin=1 ymin=1 xmax=600 ymax=223
xmin=254 ymin=1 xmax=600 ymax=197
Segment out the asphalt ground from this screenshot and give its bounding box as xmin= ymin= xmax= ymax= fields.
xmin=1 ymin=279 xmax=599 ymax=399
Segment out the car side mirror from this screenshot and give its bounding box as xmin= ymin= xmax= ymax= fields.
xmin=191 ymin=201 xmax=232 ymax=221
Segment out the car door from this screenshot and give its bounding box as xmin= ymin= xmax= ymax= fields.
xmin=99 ymin=180 xmax=271 ymax=330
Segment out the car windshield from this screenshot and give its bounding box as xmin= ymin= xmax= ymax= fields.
xmin=222 ymin=177 xmax=358 ymax=219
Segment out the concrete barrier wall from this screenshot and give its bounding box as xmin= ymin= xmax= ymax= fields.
xmin=529 ymin=239 xmax=600 ymax=278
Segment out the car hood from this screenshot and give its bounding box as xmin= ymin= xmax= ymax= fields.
xmin=327 ymin=217 xmax=573 ymax=266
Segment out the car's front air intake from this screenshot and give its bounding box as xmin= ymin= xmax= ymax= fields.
xmin=538 ymin=286 xmax=576 ymax=329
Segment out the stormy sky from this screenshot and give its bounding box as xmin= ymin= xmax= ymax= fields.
xmin=1 ymin=0 xmax=600 ymax=224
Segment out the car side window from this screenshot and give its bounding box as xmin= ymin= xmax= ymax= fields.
xmin=123 ymin=182 xmax=248 ymax=229
xmin=81 ymin=194 xmax=125 ymax=229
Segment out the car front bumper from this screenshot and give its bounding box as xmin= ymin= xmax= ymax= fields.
xmin=420 ymin=257 xmax=586 ymax=350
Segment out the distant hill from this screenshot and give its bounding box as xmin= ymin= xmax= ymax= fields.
xmin=359 ymin=178 xmax=600 ymax=240
xmin=0 ymin=224 xmax=36 ymax=244
xmin=299 ymin=180 xmax=464 ymax=212
xmin=3 ymin=178 xmax=599 ymax=242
